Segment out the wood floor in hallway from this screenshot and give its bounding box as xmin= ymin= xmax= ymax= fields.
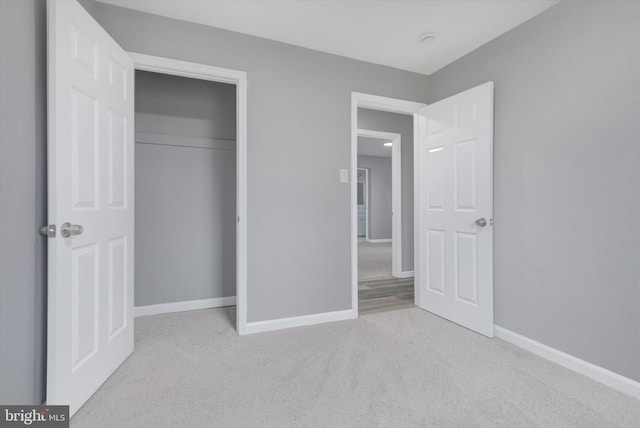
xmin=358 ymin=276 xmax=415 ymax=315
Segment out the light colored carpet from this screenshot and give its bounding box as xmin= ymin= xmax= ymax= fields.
xmin=71 ymin=307 xmax=639 ymax=427
xmin=358 ymin=241 xmax=392 ymax=280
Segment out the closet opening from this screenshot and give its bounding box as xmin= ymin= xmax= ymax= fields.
xmin=133 ymin=69 xmax=237 ymax=325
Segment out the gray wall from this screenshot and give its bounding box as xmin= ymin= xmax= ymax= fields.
xmin=87 ymin=2 xmax=428 ymax=323
xmin=429 ymin=0 xmax=640 ymax=382
xmin=135 ymin=71 xmax=236 ymax=306
xmin=357 ymin=156 xmax=392 ymax=240
xmin=0 ymin=0 xmax=47 ymax=404
xmin=358 ymin=109 xmax=414 ymax=272
xmin=135 ymin=70 xmax=236 ymax=140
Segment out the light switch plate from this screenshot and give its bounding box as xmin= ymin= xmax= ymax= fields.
xmin=339 ymin=169 xmax=349 ymax=183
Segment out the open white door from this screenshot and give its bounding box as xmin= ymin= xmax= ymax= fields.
xmin=47 ymin=0 xmax=134 ymax=414
xmin=416 ymin=82 xmax=494 ymax=337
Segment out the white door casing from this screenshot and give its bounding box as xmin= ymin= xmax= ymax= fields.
xmin=416 ymin=82 xmax=494 ymax=337
xmin=351 ymin=93 xmax=425 ymax=315
xmin=47 ymin=0 xmax=134 ymax=414
xmin=126 ymin=53 xmax=248 ymax=334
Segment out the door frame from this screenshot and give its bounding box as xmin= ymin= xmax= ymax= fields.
xmin=350 ymin=92 xmax=425 ymax=316
xmin=130 ymin=53 xmax=248 ymax=334
xmin=356 ymin=129 xmax=403 ymax=276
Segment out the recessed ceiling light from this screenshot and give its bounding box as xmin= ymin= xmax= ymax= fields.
xmin=420 ymin=32 xmax=437 ymax=44
xmin=384 ymin=142 xmax=393 ymax=147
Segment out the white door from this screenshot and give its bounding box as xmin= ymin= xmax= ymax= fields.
xmin=47 ymin=0 xmax=134 ymax=415
xmin=416 ymin=82 xmax=494 ymax=337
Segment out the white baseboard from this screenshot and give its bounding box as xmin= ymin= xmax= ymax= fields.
xmin=494 ymin=325 xmax=640 ymax=400
xmin=243 ymin=309 xmax=356 ymax=335
xmin=394 ymin=270 xmax=414 ymax=278
xmin=134 ymin=296 xmax=236 ymax=317
xmin=366 ymin=238 xmax=392 ymax=243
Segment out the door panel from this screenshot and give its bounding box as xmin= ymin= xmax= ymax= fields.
xmin=47 ymin=0 xmax=134 ymax=415
xmin=427 ymin=229 xmax=446 ymax=294
xmin=416 ymin=82 xmax=494 ymax=337
xmin=107 ymin=237 xmax=128 ymax=339
xmin=426 ymin=147 xmax=445 ymax=209
xmin=455 ymin=232 xmax=478 ymax=305
xmin=70 ymin=88 xmax=99 ymax=209
xmin=71 ymin=244 xmax=99 ymax=369
xmin=454 ymin=139 xmax=477 ymax=210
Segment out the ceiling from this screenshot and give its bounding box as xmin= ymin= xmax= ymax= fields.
xmin=96 ymin=0 xmax=559 ymax=75
xmin=358 ymin=136 xmax=392 ymax=158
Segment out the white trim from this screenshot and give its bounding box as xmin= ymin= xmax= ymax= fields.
xmin=357 ymin=129 xmax=400 ymax=141
xmin=129 ymin=52 xmax=248 ymax=335
xmin=130 ymin=52 xmax=243 ymax=85
xmin=134 ymin=296 xmax=236 ymax=317
xmin=352 ymin=92 xmax=426 ymax=317
xmin=494 ymin=326 xmax=640 ymax=400
xmin=395 ymin=270 xmax=415 ymax=278
xmin=366 ymin=238 xmax=392 ymax=243
xmin=354 ymin=92 xmax=425 ymax=115
xmin=413 ymin=112 xmax=423 ymax=308
xmin=357 ymin=128 xmax=402 ymax=277
xmin=351 ymin=95 xmax=359 ymax=317
xmin=244 ymin=309 xmax=356 ymax=334
xmin=135 ymin=132 xmax=235 ymax=151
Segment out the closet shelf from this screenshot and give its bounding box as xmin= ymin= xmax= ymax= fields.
xmin=135 ymin=131 xmax=236 ymax=151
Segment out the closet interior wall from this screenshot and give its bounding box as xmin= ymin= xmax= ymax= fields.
xmin=134 ymin=70 xmax=237 ymax=307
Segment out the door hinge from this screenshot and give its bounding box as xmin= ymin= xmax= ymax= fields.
xmin=40 ymin=224 xmax=56 ymax=238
